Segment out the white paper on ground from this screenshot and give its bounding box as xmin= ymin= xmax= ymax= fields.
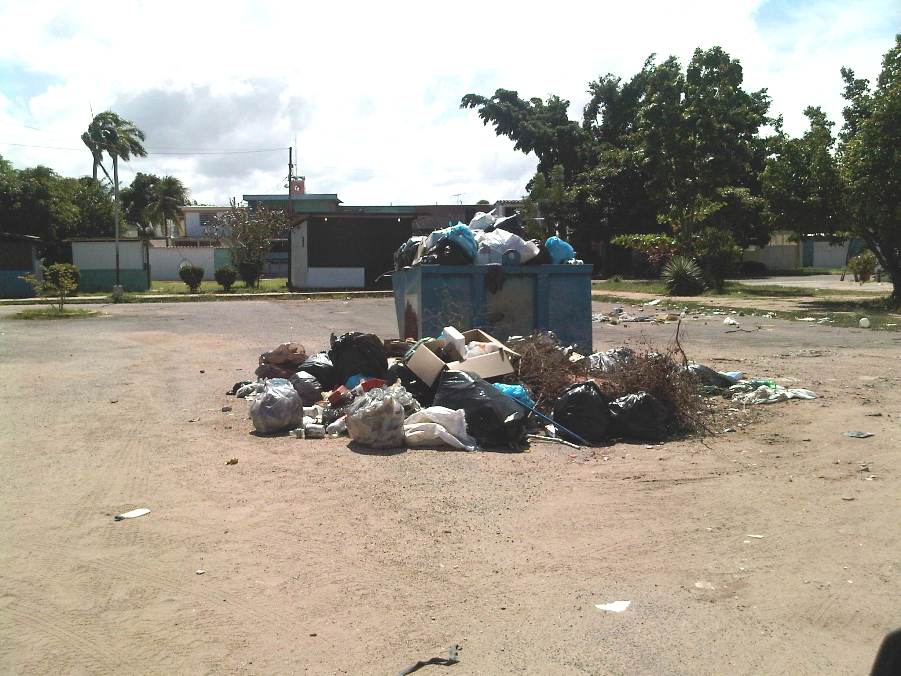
xmin=595 ymin=600 xmax=631 ymax=613
xmin=115 ymin=507 xmax=150 ymax=521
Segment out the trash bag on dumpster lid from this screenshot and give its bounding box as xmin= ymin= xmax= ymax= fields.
xmin=250 ymin=380 xmax=305 ymax=434
xmin=552 ymin=381 xmax=610 ymax=443
xmin=347 ymin=390 xmax=406 ymax=449
xmin=546 ymin=236 xmax=576 ymax=264
xmin=403 ymin=406 xmax=477 ymax=451
xmin=328 ymin=332 xmax=388 ymax=385
xmin=394 ymin=237 xmax=423 ymax=270
xmin=433 ymin=370 xmax=526 ymax=447
xmin=289 ymin=370 xmax=323 ymax=406
xmin=608 ymin=391 xmax=669 ymax=441
xmin=387 ymin=362 xmax=434 ymax=407
xmin=474 ymin=228 xmax=540 ymax=265
xmin=299 ymin=352 xmax=337 ymax=390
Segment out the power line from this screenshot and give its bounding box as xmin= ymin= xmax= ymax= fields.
xmin=0 ymin=142 xmax=286 ymax=156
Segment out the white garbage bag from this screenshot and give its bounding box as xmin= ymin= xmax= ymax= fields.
xmin=249 ymin=380 xmax=305 ymax=434
xmin=403 ymin=407 xmax=477 ymax=451
xmin=469 ymin=209 xmax=497 ymax=231
xmin=474 ymin=228 xmax=540 ymax=265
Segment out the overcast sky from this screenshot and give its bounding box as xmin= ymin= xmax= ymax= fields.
xmin=1 ymin=0 xmax=897 ymax=207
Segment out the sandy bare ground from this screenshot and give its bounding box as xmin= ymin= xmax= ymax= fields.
xmin=1 ymin=298 xmax=899 ymax=675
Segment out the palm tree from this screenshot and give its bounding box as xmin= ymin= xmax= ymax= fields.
xmin=81 ymin=111 xmax=147 ymax=181
xmin=148 ymin=175 xmax=188 ymax=242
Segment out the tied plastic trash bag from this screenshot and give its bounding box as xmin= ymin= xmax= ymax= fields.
xmin=493 ymin=213 xmax=523 ymax=236
xmin=289 ymin=371 xmax=322 ymax=406
xmin=299 ymin=352 xmax=337 ymax=390
xmin=492 ymin=383 xmax=535 ymax=409
xmin=608 ymin=391 xmax=668 ymax=441
xmin=328 ymin=332 xmax=388 ymax=385
xmin=552 ymin=381 xmax=610 ymax=443
xmin=588 ymin=346 xmax=635 ymax=373
xmin=394 ymin=236 xmax=424 ymax=270
xmin=403 ymin=406 xmax=477 ymax=451
xmin=469 ymin=209 xmax=497 ymax=231
xmin=260 ymin=342 xmax=307 ymax=367
xmin=423 ymin=223 xmax=478 ymax=260
xmin=433 ymin=371 xmax=526 ymax=447
xmin=346 ymin=388 xmax=408 ymax=449
xmin=686 ymin=362 xmax=735 ymax=388
xmin=250 ymin=380 xmax=305 ymax=434
xmin=545 ymin=236 xmax=576 ymax=264
xmin=474 ymin=228 xmax=540 ymax=265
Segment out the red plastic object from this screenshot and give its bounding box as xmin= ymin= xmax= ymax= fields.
xmin=328 ymin=386 xmax=354 ymax=407
xmin=359 ymin=378 xmax=387 ymax=392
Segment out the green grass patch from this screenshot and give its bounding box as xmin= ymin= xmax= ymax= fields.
xmin=141 ymin=277 xmax=289 ymax=295
xmin=592 ymin=279 xmax=881 ymax=299
xmin=591 ymin=293 xmax=901 ymax=331
xmin=10 ymin=307 xmax=99 ymax=320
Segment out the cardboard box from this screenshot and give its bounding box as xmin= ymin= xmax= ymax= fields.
xmin=405 ymin=340 xmax=447 ymax=387
xmin=447 ymin=329 xmax=519 ymax=380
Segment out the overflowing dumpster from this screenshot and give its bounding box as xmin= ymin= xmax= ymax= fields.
xmin=392 ymin=264 xmax=593 ymax=353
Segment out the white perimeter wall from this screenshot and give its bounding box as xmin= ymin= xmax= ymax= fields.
xmin=149 ymin=247 xmax=217 ymax=280
xmin=812 ymin=242 xmax=848 ymax=268
xmin=72 ymin=241 xmax=144 ymax=269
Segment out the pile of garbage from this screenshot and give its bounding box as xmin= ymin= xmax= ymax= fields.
xmin=228 ymin=327 xmax=817 ymax=451
xmin=394 ymin=209 xmax=581 ymax=269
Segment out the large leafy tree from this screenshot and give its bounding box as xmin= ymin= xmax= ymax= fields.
xmin=120 ymin=172 xmax=158 ymax=227
xmin=839 ymin=35 xmax=900 ymax=303
xmin=462 ymin=46 xmax=772 ymax=277
xmin=205 ymin=200 xmax=286 ymax=287
xmin=148 ymin=176 xmax=188 ymax=240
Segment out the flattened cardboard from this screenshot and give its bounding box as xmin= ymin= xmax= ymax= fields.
xmin=447 ymin=329 xmax=519 ymax=379
xmin=406 ymin=342 xmax=447 ymax=387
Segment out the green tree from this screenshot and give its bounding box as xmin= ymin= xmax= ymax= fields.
xmin=148 ymin=175 xmax=188 ymax=240
xmin=120 ymin=172 xmax=158 ymax=228
xmin=81 ymin=111 xmax=147 ymax=182
xmin=839 ymin=35 xmax=900 ymax=303
xmin=762 ymin=108 xmax=845 ymax=237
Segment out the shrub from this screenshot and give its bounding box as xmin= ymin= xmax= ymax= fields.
xmin=214 ymin=266 xmax=238 ymax=292
xmin=20 ymin=263 xmax=80 ymax=312
xmin=178 ymin=263 xmax=205 ymax=292
xmin=738 ymin=260 xmax=768 ymax=277
xmin=238 ymin=261 xmax=262 ymax=288
xmin=662 ymin=256 xmax=705 ymax=296
xmin=848 ymin=251 xmax=877 ymax=282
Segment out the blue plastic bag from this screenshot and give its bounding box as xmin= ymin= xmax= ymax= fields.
xmin=430 ymin=224 xmax=478 ymax=260
xmin=492 ymin=383 xmax=535 ymax=409
xmin=545 ymin=236 xmax=575 ymax=264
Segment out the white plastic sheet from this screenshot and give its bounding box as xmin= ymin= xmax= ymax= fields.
xmin=403 ymin=406 xmax=477 ymax=451
xmin=468 ymin=209 xmax=497 ymax=231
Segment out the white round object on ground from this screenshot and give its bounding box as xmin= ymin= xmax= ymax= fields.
xmin=859 ymin=317 xmax=871 ymax=328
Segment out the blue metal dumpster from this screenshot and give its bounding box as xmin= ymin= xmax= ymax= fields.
xmin=392 ymin=264 xmax=593 ymax=353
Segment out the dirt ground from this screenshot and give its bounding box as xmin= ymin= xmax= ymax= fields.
xmin=1 ymin=298 xmax=899 ymax=675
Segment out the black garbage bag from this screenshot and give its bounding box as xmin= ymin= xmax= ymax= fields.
xmin=328 ymin=332 xmax=388 ymax=385
xmin=433 ymin=370 xmax=526 ymax=447
xmin=552 ymin=381 xmax=610 ymax=443
xmin=289 ymin=370 xmax=323 ymax=406
xmin=394 ymin=237 xmax=422 ymax=270
xmin=387 ymin=362 xmax=434 ymax=407
xmin=299 ymin=352 xmax=337 ymax=390
xmin=608 ymin=391 xmax=669 ymax=441
xmin=523 ymin=241 xmax=551 ymax=265
xmin=686 ymin=363 xmax=734 ymax=388
xmin=419 ymin=237 xmax=474 ymax=266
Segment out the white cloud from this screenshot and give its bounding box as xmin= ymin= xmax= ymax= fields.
xmin=0 ymin=0 xmax=897 ymax=206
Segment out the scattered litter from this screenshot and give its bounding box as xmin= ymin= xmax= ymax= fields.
xmin=195 ymin=569 xmax=205 ymax=575
xmin=644 ymin=298 xmax=662 ymax=306
xmin=694 ymin=581 xmax=716 ymax=590
xmin=397 ymin=644 xmax=461 ymax=676
xmin=226 ymin=457 xmax=238 ymax=465
xmin=746 ymin=534 xmax=765 ymax=539
xmin=844 ymin=431 xmax=874 ymax=439
xmin=221 ymin=406 xmax=232 ymax=413
xmin=796 ymin=317 xmax=817 ymax=322
xmin=865 ymin=412 xmax=883 ymax=417
xmin=114 ymin=507 xmax=150 ymax=521
xmin=723 ymin=317 xmax=739 ymax=326
xmin=595 ymin=600 xmax=631 ymax=613
xmin=842 ymin=496 xmax=855 ymax=501
xmin=858 ymin=317 xmax=870 ymax=328
xmin=731 ymin=384 xmax=816 ymax=405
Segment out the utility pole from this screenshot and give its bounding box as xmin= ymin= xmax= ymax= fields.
xmin=113 ymin=153 xmax=120 ymax=287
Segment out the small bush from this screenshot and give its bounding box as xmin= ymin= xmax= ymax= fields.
xmin=848 ymin=251 xmax=877 ymax=281
xmin=237 ymin=261 xmax=262 ymax=288
xmin=178 ymin=263 xmax=205 ymax=292
xmin=738 ymin=260 xmax=768 ymax=277
xmin=662 ymin=256 xmax=705 ymax=296
xmin=20 ymin=263 xmax=80 ymax=311
xmin=214 ymin=266 xmax=238 ymax=292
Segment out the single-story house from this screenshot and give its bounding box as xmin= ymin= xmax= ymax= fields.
xmin=743 ymin=231 xmax=866 ymax=270
xmin=244 ymin=193 xmax=419 ymax=289
xmin=69 ymin=238 xmax=150 ymax=292
xmin=0 ymin=232 xmax=42 ymax=298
